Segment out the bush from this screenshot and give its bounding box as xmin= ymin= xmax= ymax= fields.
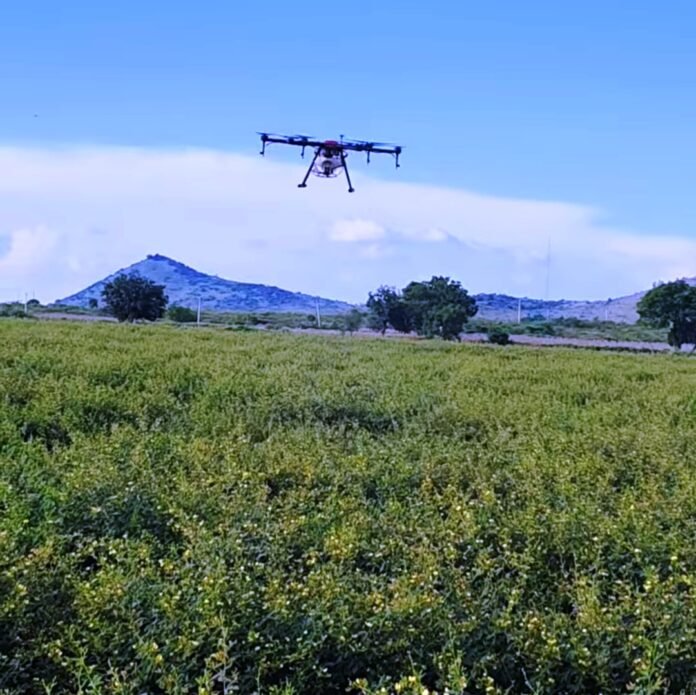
xmin=525 ymin=322 xmax=556 ymax=336
xmin=488 ymin=329 xmax=510 ymax=345
xmin=0 ymin=304 xmax=29 ymax=318
xmin=167 ymin=305 xmax=197 ymax=323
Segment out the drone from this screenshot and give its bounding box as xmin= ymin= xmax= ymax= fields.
xmin=258 ymin=133 xmax=402 ymax=193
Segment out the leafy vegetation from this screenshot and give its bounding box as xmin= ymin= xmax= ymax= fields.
xmin=0 ymin=304 xmax=30 ymax=319
xmin=0 ymin=321 xmax=694 ymax=694
xmin=342 ymin=308 xmax=365 ymax=335
xmin=197 ymin=310 xmax=349 ymax=331
xmin=464 ymin=317 xmax=669 ymax=343
xmin=366 ymin=287 xmax=404 ymax=335
xmin=167 ymin=305 xmax=198 ymax=323
xmin=102 ymin=273 xmax=168 ymax=323
xmin=638 ymin=281 xmax=696 ymax=349
xmin=487 ymin=328 xmax=510 ymax=346
xmin=367 ymin=277 xmax=478 ymax=340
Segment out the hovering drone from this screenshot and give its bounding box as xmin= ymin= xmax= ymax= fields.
xmin=258 ymin=133 xmax=402 ymax=192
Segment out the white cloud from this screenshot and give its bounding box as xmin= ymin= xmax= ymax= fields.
xmin=329 ymin=219 xmax=385 ymax=242
xmin=360 ymin=243 xmax=393 ymax=260
xmin=0 ymin=226 xmax=62 ymax=299
xmin=0 ymin=226 xmax=59 ymax=273
xmin=0 ymin=144 xmax=694 ymax=304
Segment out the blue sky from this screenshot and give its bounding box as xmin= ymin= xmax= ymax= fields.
xmin=1 ymin=1 xmax=695 ymax=303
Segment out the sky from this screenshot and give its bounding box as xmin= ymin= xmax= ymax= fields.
xmin=1 ymin=1 xmax=695 ymax=304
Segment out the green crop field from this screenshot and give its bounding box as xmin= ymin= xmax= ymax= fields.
xmin=1 ymin=321 xmax=694 ymax=694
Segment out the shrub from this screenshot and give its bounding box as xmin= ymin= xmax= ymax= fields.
xmin=488 ymin=328 xmax=510 ymax=345
xmin=167 ymin=305 xmax=197 ymax=323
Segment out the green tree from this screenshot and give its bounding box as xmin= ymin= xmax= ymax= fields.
xmin=637 ymin=280 xmax=696 ymax=350
xmin=343 ymin=308 xmax=364 ymax=335
xmin=101 ymin=273 xmax=168 ymax=323
xmin=366 ymin=286 xmax=403 ymax=335
xmin=167 ymin=305 xmax=197 ymax=323
xmin=402 ymin=276 xmax=478 ymax=340
xmin=88 ymin=298 xmax=98 ymax=310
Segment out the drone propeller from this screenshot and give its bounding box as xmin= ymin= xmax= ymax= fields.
xmin=341 ymin=137 xmax=398 ymax=148
xmin=258 ymin=132 xmax=314 ymax=140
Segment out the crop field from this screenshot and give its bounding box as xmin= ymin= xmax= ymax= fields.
xmin=1 ymin=321 xmax=694 ymax=694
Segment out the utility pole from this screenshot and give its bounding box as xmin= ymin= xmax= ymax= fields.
xmin=315 ymin=299 xmax=321 ymax=328
xmin=544 ymin=238 xmax=551 ymax=320
xmin=197 ymin=298 xmax=201 ymax=326
xmin=517 ymin=297 xmax=522 ymax=324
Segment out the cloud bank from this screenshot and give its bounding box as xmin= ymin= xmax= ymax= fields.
xmin=0 ymin=144 xmax=694 ymax=304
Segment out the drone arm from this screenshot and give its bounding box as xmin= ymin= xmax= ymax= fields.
xmin=371 ymin=146 xmax=401 ymax=168
xmin=260 ymin=135 xmax=324 ymax=148
xmin=342 ymin=143 xmax=402 ymax=168
xmin=366 ymin=145 xmax=401 ymax=155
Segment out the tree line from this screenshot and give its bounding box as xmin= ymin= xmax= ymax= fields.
xmin=100 ymin=272 xmax=696 ymax=347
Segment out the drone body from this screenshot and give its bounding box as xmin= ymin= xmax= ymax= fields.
xmin=258 ymin=133 xmax=402 ymax=193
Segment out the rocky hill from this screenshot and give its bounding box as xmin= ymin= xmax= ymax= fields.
xmin=55 ymin=254 xmax=354 ymax=314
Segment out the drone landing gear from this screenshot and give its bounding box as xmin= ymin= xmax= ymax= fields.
xmin=296 ymin=148 xmax=355 ymax=193
xmin=340 ymin=152 xmax=355 ymax=193
xmin=298 ymin=149 xmax=320 ymax=188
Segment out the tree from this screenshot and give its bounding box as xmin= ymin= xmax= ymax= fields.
xmin=401 ymin=276 xmax=478 ymax=340
xmin=637 ymin=280 xmax=696 ymax=350
xmin=366 ymin=286 xmax=403 ymax=335
xmin=101 ymin=273 xmax=168 ymax=323
xmin=343 ymin=308 xmax=364 ymax=335
xmin=88 ymin=298 xmax=98 ymax=310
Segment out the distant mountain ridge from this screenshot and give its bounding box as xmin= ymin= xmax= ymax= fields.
xmin=476 ymin=276 xmax=696 ymax=323
xmin=56 ymin=254 xmax=354 ymax=314
xmin=55 ymin=254 xmax=695 ymax=323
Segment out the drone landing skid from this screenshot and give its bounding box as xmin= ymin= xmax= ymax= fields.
xmin=298 ymin=149 xmax=320 ymax=189
xmin=341 ymin=151 xmax=355 ymax=193
xmin=297 ymin=151 xmax=355 ymax=193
